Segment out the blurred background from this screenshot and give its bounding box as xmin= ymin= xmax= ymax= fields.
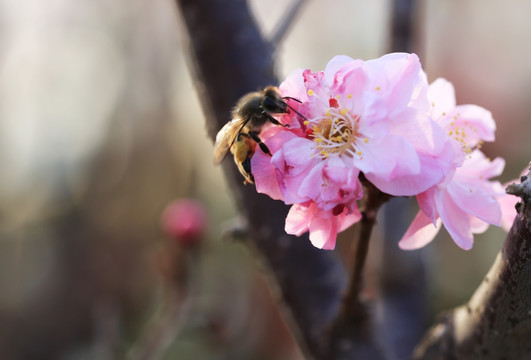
xmin=0 ymin=0 xmax=529 ymax=359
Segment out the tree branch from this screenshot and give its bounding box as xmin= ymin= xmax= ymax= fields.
xmin=174 ymin=0 xmax=347 ymax=357
xmin=413 ymin=165 xmax=531 ymax=360
xmin=324 ymin=181 xmax=390 ymax=360
xmin=270 ymin=0 xmax=308 ymax=50
xmin=342 ymin=181 xmax=390 ymax=317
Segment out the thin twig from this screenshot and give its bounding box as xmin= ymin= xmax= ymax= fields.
xmin=326 ymin=180 xmax=391 ymax=360
xmin=270 ymin=0 xmax=308 ymax=49
xmin=341 ymin=180 xmax=391 ymax=317
xmin=128 ymin=246 xmax=198 ymax=360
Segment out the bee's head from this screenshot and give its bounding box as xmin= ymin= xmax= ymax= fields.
xmin=262 ymin=86 xmax=288 ymax=114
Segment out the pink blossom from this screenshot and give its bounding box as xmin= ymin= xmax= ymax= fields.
xmin=161 ymin=199 xmax=207 ymax=246
xmin=285 ymin=201 xmax=362 ymax=249
xmin=399 ymin=79 xmax=505 ymax=250
xmin=252 ymin=53 xmax=454 ymax=249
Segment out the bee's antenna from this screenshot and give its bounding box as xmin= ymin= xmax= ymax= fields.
xmin=283 ymin=96 xmax=302 ymax=103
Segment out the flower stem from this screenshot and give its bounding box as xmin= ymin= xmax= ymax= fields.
xmin=341 ymin=179 xmax=391 ymax=317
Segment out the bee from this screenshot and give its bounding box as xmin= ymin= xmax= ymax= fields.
xmin=213 ymin=86 xmax=304 ymax=184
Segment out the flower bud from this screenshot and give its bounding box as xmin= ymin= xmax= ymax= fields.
xmin=161 ymin=199 xmax=207 ymax=246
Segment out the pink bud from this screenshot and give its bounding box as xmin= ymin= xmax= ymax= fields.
xmin=161 ymin=199 xmax=207 ymax=246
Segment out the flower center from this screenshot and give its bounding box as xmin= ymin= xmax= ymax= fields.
xmin=306 ymin=107 xmax=364 ymax=159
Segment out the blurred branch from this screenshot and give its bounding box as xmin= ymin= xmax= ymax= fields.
xmin=271 ymin=0 xmax=309 ymax=51
xmin=413 ymin=165 xmax=531 ymax=360
xmin=174 ymin=0 xmax=349 ymax=358
xmin=389 ymin=0 xmax=417 ymax=52
xmin=128 ymin=245 xmax=196 ymax=360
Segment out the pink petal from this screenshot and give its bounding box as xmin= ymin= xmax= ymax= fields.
xmin=324 ymin=55 xmax=356 ymax=85
xmin=302 ymin=70 xmax=330 ymax=101
xmin=399 ymin=211 xmax=442 ymax=250
xmin=469 ymin=215 xmax=490 ymax=234
xmin=332 ymin=63 xmax=368 ymax=104
xmin=453 ymin=104 xmax=496 ymax=143
xmin=298 ymin=161 xmax=326 ymax=200
xmin=369 ymin=150 xmax=453 ymax=196
xmin=323 ymin=156 xmax=349 ymax=183
xmin=308 ymin=215 xmax=337 ymax=250
xmin=436 ymin=190 xmax=474 ymax=250
xmin=427 ymin=78 xmax=456 ymax=117
xmin=446 ymin=180 xmax=501 ymax=226
xmin=390 ymin=112 xmax=451 ymax=156
xmin=279 ymin=68 xmax=309 ymax=102
xmin=358 ymin=135 xmax=422 ymax=195
xmin=455 ymin=151 xmax=504 ymax=181
xmin=272 ymin=137 xmax=316 ymax=177
xmin=336 ymin=206 xmax=362 ymax=232
xmin=252 ymin=130 xmax=300 ymax=201
xmin=417 ymin=187 xmax=438 ymax=224
xmin=365 ymin=53 xmax=424 ymax=111
xmin=253 ymin=150 xmax=284 ymax=200
xmin=285 ymin=203 xmax=314 ymax=236
xmin=260 ymin=126 xmax=299 ymax=152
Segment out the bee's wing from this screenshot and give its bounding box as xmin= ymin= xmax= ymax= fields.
xmin=213 ymin=118 xmax=246 ymax=165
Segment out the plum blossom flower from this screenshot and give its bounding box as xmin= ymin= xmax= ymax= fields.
xmin=399 ymin=79 xmax=505 ymax=250
xmin=161 ymin=199 xmax=208 ymax=246
xmin=253 ymin=53 xmax=454 ymax=249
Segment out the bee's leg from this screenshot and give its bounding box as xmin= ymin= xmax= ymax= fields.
xmin=241 ymin=157 xmax=254 ymax=184
xmin=248 ymin=131 xmax=272 ymax=156
xmin=264 ymin=113 xmax=287 ymax=127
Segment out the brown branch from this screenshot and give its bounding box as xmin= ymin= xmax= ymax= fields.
xmin=342 ymin=181 xmax=390 ymax=317
xmin=271 ymin=0 xmax=309 ymax=50
xmin=413 ymin=164 xmax=531 ymax=360
xmin=389 ymin=0 xmax=417 ymax=52
xmin=324 ymin=180 xmax=390 ymax=360
xmin=174 ymin=0 xmax=347 ymax=357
